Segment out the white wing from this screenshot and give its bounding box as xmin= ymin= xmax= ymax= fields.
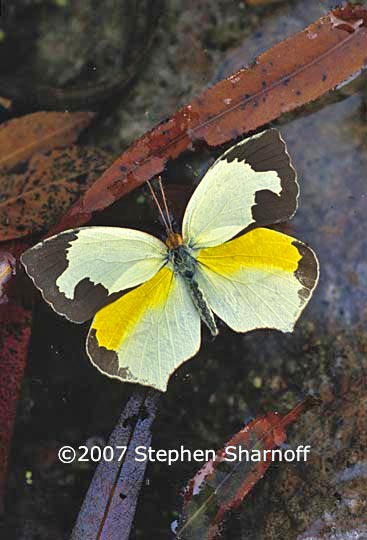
xmin=21 ymin=227 xmax=167 ymax=323
xmin=195 ymin=228 xmax=319 ymax=333
xmin=87 ymin=266 xmax=201 ymax=391
xmin=182 ymin=129 xmax=297 ymax=249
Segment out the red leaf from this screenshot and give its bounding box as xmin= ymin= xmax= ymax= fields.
xmin=0 ymin=239 xmax=33 ymax=513
xmin=332 ymin=5 xmax=367 ymax=31
xmin=52 ymin=5 xmax=367 ymax=234
xmin=177 ymin=398 xmax=318 ymax=540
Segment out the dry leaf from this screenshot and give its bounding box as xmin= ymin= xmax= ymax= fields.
xmin=0 ymin=146 xmax=111 ymax=241
xmin=52 ymin=5 xmax=367 ymax=234
xmin=0 ymin=111 xmax=95 ymax=510
xmin=71 ymin=389 xmax=160 ymax=540
xmin=0 ymin=111 xmax=94 ymax=171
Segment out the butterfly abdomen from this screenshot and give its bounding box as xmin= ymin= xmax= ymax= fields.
xmin=170 ymin=245 xmax=218 ymax=337
xmin=187 ymin=280 xmax=218 ymax=337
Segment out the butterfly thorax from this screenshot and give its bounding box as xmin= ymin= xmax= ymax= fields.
xmin=167 ymin=239 xmax=218 ymax=337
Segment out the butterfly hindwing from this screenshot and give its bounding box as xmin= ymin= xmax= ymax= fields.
xmin=195 ymin=228 xmax=319 ymax=333
xmin=21 ymin=227 xmax=167 ymax=323
xmin=222 ymin=129 xmax=298 ymax=226
xmin=182 ymin=129 xmax=297 ymax=249
xmin=87 ymin=266 xmax=201 ymax=391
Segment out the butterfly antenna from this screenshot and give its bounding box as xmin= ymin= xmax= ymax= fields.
xmin=146 ymin=180 xmax=171 ymax=234
xmin=157 ymin=176 xmax=173 ymax=233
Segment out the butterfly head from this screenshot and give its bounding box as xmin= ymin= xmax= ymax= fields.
xmin=165 ymin=232 xmax=183 ymax=250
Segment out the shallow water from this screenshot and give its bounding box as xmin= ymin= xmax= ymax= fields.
xmin=2 ymin=1 xmax=367 ymax=540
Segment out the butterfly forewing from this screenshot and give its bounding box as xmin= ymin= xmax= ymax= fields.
xmin=222 ymin=128 xmax=298 ymax=226
xmin=182 ymin=128 xmax=298 ymax=249
xmin=21 ymin=227 xmax=167 ymax=323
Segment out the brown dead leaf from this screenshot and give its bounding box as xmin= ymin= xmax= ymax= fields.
xmin=0 ymin=111 xmax=94 ymax=171
xmin=0 ymin=110 xmax=97 ymax=511
xmin=0 ymin=146 xmax=111 ymax=241
xmin=53 ymin=5 xmax=367 ymax=233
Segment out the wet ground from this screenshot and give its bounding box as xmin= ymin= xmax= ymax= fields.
xmin=1 ymin=1 xmax=366 ymax=539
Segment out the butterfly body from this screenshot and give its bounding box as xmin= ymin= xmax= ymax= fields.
xmin=22 ymin=129 xmax=319 ymax=392
xmin=167 ymin=236 xmax=218 ymax=336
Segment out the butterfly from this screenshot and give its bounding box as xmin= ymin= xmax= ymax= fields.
xmin=21 ymin=129 xmax=319 ymax=392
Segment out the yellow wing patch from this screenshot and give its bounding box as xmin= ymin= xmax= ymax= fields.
xmin=87 ymin=266 xmax=201 ymax=391
xmin=197 ymin=228 xmax=301 ymax=274
xmin=195 ymin=228 xmax=319 ymax=333
xmin=91 ymin=266 xmax=173 ymax=350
